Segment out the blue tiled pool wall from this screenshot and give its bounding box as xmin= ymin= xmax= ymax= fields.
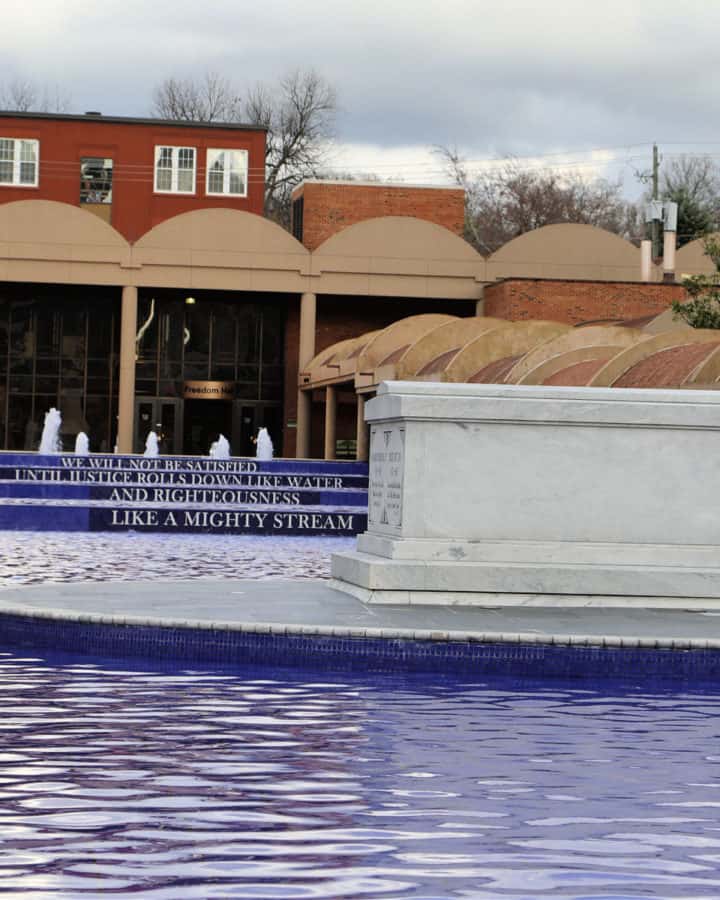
xmin=4 ymin=613 xmax=720 ymax=680
xmin=0 ymin=452 xmax=369 ymax=535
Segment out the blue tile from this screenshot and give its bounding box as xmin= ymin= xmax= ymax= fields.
xmin=2 ymin=613 xmax=720 ymax=683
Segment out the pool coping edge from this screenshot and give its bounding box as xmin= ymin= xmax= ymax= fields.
xmin=0 ymin=604 xmax=718 ymax=651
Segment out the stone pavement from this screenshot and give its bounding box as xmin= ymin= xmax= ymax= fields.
xmin=1 ymin=578 xmax=720 ymax=649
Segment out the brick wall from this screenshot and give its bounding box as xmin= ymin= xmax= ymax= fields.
xmin=293 ymin=181 xmax=466 ymax=251
xmin=483 ymin=279 xmax=687 ymax=325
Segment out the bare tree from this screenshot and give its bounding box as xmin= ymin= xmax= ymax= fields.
xmin=151 ymin=68 xmax=336 ymax=227
xmin=0 ymin=78 xmax=71 ymax=113
xmin=152 ymin=71 xmax=242 ymax=123
xmin=436 ymin=147 xmax=640 ymax=254
xmin=246 ymin=71 xmax=336 ymax=226
xmin=1 ymin=78 xmax=38 ymax=111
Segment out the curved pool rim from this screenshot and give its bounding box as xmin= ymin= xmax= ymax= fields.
xmin=3 ymin=593 xmax=720 ymax=680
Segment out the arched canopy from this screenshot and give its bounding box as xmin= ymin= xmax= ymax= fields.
xmin=357 ymin=314 xmax=458 ymax=372
xmin=395 ymin=317 xmax=509 ymax=378
xmin=445 ymin=321 xmax=569 ymax=383
xmin=589 ymin=328 xmax=718 ymax=387
xmin=299 ymin=309 xmax=720 ymax=397
xmin=304 ymin=331 xmax=382 ymax=386
xmin=506 ymin=324 xmax=645 ymax=385
xmin=486 ymin=223 xmax=640 ymax=282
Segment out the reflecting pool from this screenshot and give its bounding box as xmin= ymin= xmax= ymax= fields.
xmin=0 ymin=532 xmax=354 ymax=586
xmin=1 ymin=649 xmax=720 ymax=898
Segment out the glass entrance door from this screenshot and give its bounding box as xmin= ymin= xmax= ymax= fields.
xmin=133 ymin=398 xmax=183 ymax=454
xmin=232 ymin=402 xmax=282 ymax=458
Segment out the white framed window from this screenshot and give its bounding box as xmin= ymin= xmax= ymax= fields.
xmin=154 ymin=145 xmax=196 ymax=194
xmin=206 ymin=148 xmax=248 ymax=196
xmin=0 ymin=138 xmax=39 ymax=187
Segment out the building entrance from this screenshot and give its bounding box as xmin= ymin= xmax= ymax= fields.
xmin=232 ymin=402 xmax=282 ymax=457
xmin=133 ymin=289 xmax=286 ymax=456
xmin=133 ymin=398 xmax=183 ymax=454
xmin=183 ymin=399 xmax=233 ymax=456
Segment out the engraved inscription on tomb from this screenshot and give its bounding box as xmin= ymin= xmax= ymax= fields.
xmin=369 ymin=425 xmax=404 ymax=529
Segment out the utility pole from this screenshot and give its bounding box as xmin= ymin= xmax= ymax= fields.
xmin=651 ymin=143 xmax=660 ymax=259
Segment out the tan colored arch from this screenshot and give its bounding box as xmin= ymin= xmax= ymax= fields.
xmin=314 ymin=215 xmax=482 ymax=262
xmin=135 ymin=208 xmax=307 ymax=255
xmin=0 ymin=199 xmax=130 ymax=284
xmin=0 ymin=199 xmax=128 ymax=250
xmin=486 ymin=223 xmax=640 ymax=282
xmin=356 ymin=314 xmax=458 ymax=372
xmin=132 ymin=208 xmax=310 ymax=292
xmin=589 ymin=328 xmax=716 ymax=387
xmin=507 ymin=325 xmax=644 ymax=385
xmin=395 ymin=317 xmax=509 ymax=378
xmin=445 ymin=321 xmax=570 ymax=383
xmin=311 ymin=216 xmax=484 ymax=300
xmin=675 ymin=234 xmax=720 ymax=277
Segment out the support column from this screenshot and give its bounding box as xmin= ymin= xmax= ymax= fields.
xmin=295 ymin=291 xmax=317 ymax=458
xmin=296 ymin=389 xmax=312 ymax=459
xmin=324 ymin=385 xmax=337 ymax=460
xmin=356 ymin=394 xmax=369 ymax=461
xmin=117 ymin=285 xmax=138 ymax=454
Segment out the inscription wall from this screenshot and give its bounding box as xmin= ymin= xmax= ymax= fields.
xmin=368 ymin=425 xmax=404 ymax=530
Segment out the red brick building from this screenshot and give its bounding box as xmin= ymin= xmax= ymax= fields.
xmin=0 ymin=112 xmax=266 ymax=242
xmin=291 ymin=180 xmax=465 ymax=250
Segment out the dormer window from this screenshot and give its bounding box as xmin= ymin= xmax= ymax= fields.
xmin=0 ymin=138 xmax=39 ymax=187
xmin=154 ymin=145 xmax=196 ymax=194
xmin=206 ymin=149 xmax=248 ymax=196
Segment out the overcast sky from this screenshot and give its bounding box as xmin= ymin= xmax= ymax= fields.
xmin=3 ymin=1 xmax=720 ymax=196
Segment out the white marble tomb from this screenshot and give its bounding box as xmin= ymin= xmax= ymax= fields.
xmin=331 ymin=381 xmax=720 ymax=608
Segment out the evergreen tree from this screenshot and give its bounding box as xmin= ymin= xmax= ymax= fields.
xmin=672 ymin=237 xmax=720 ymax=329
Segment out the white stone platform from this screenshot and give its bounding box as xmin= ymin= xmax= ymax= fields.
xmin=332 ymin=382 xmax=720 ymax=607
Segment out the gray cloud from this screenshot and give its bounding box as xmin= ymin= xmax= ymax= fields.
xmin=3 ymin=0 xmax=720 ymax=180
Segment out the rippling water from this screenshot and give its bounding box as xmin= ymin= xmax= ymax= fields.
xmin=0 ymin=532 xmax=353 ymax=585
xmin=0 ymin=651 xmax=719 ymax=898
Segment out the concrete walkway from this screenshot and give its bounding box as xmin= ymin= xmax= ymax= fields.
xmin=1 ymin=578 xmax=720 ymax=649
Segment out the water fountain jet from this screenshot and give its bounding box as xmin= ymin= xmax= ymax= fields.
xmin=74 ymin=432 xmax=90 ymax=455
xmin=256 ymin=428 xmax=273 ymax=461
xmin=209 ymin=434 xmax=230 ymax=459
xmin=144 ymin=432 xmax=159 ymax=457
xmin=39 ymin=408 xmax=62 ymax=454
